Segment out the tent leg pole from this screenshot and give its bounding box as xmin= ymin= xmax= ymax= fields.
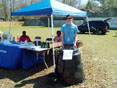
xmin=48 ymin=16 xmax=50 ymax=37
xmin=51 ymin=15 xmax=55 ymax=72
xmin=9 ymin=16 xmax=12 ymax=34
xmin=87 ymin=17 xmax=94 ymax=54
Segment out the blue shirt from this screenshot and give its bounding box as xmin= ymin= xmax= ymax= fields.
xmin=61 ymin=23 xmax=79 ymax=44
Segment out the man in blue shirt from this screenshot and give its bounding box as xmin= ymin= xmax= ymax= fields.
xmin=61 ymin=14 xmax=79 ymax=48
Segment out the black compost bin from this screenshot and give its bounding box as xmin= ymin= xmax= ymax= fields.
xmin=55 ymin=48 xmax=85 ymax=85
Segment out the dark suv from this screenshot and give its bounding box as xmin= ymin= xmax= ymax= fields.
xmin=78 ymin=20 xmax=109 ymax=35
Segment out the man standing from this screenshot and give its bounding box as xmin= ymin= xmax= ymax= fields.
xmin=61 ymin=14 xmax=79 ymax=48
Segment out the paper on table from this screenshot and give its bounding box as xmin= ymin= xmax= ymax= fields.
xmin=63 ymin=50 xmax=73 ymax=60
xmin=3 ymin=40 xmax=12 ymax=45
xmin=34 ymin=46 xmax=48 ymax=51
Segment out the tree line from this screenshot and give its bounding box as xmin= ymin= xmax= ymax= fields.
xmin=86 ymin=0 xmax=117 ymax=17
xmin=0 ymin=0 xmax=117 ymax=20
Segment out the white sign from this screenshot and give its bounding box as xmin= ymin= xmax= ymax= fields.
xmin=63 ymin=50 xmax=73 ymax=60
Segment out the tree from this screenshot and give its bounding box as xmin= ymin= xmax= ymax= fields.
xmin=101 ymin=0 xmax=117 ymax=10
xmin=0 ymin=0 xmax=117 ymax=20
xmin=86 ymin=1 xmax=101 ymax=13
xmin=85 ymin=0 xmax=117 ymax=17
xmin=1 ymin=0 xmax=9 ymax=20
xmin=100 ymin=0 xmax=117 ymax=16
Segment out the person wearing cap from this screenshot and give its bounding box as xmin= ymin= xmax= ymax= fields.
xmin=18 ymin=31 xmax=31 ymax=42
xmin=61 ymin=14 xmax=79 ymax=48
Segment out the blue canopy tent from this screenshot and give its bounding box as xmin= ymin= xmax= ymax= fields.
xmin=10 ymin=0 xmax=89 ymax=70
xmin=11 ymin=0 xmax=87 ymax=16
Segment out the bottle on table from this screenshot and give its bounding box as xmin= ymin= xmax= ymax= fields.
xmin=12 ymin=37 xmax=15 ymax=41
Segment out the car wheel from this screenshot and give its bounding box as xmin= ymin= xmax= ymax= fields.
xmin=97 ymin=30 xmax=103 ymax=35
xmin=102 ymin=32 xmax=106 ymax=35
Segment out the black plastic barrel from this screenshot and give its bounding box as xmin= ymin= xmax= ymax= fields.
xmin=55 ymin=48 xmax=85 ymax=85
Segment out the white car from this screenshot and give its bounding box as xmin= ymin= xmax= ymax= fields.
xmin=105 ymin=18 xmax=117 ymax=29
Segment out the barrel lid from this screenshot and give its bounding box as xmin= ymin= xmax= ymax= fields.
xmin=60 ymin=48 xmax=79 ymax=53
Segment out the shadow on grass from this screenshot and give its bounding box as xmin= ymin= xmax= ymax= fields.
xmin=14 ymin=73 xmax=66 ymax=88
xmin=113 ymin=35 xmax=117 ymax=37
xmin=78 ymin=33 xmax=108 ymax=36
xmin=0 ymin=56 xmax=82 ymax=88
xmin=0 ymin=56 xmax=53 ymax=83
xmin=14 ymin=71 xmax=84 ymax=88
xmin=13 ymin=55 xmax=70 ymax=88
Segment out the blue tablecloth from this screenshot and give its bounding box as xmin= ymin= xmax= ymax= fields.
xmin=0 ymin=42 xmax=43 ymax=69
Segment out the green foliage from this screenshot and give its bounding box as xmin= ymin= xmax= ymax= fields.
xmin=101 ymin=0 xmax=117 ymax=9
xmin=86 ymin=1 xmax=101 ymax=13
xmin=0 ymin=0 xmax=117 ymax=19
xmin=86 ymin=0 xmax=117 ymax=16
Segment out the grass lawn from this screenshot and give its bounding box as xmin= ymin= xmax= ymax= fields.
xmin=0 ymin=26 xmax=60 ymax=41
xmin=0 ymin=26 xmax=117 ymax=88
